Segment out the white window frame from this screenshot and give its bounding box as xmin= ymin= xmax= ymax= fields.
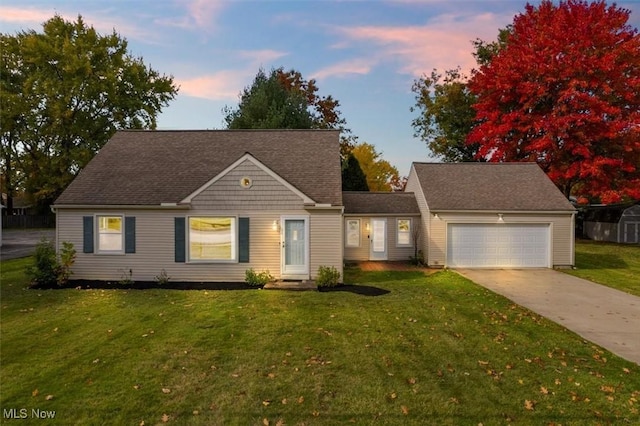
xmin=96 ymin=215 xmax=124 ymax=254
xmin=396 ymin=218 xmax=412 ymax=247
xmin=188 ymin=216 xmax=237 ymax=263
xmin=345 ymin=219 xmax=361 ymax=248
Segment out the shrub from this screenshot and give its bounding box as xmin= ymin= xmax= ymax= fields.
xmin=57 ymin=241 xmax=77 ymax=286
xmin=316 ymin=265 xmax=341 ymax=288
xmin=26 ymin=238 xmax=76 ymax=287
xmin=154 ymin=269 xmax=171 ymax=285
xmin=409 ymin=250 xmax=425 ymax=266
xmin=118 ymin=269 xmax=134 ymax=285
xmin=245 ymin=268 xmax=274 ymax=286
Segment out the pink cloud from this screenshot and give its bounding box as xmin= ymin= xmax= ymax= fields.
xmin=311 ymin=58 xmax=376 ymax=80
xmin=0 ymin=6 xmax=52 ymax=24
xmin=176 ymin=70 xmax=246 ymax=101
xmin=157 ymin=0 xmax=225 ymax=32
xmin=334 ymin=12 xmax=512 ymax=77
xmin=0 ymin=6 xmax=156 ymax=42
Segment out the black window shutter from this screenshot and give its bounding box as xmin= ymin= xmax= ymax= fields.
xmin=83 ymin=216 xmax=94 ymax=253
xmin=175 ymin=217 xmax=186 ymax=263
xmin=238 ymin=217 xmax=250 ymax=263
xmin=125 ymin=217 xmax=136 ymax=253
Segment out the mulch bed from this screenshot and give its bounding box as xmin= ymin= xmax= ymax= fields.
xmin=31 ymin=280 xmax=259 ymax=291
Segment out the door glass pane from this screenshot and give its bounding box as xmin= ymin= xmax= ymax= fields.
xmin=372 ymin=220 xmax=385 ymax=252
xmin=285 ymin=220 xmax=305 ymax=266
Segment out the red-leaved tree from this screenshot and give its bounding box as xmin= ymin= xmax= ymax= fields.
xmin=467 ymin=0 xmax=640 ymax=203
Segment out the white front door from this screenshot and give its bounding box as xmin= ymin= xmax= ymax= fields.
xmin=282 ymin=217 xmax=309 ymax=278
xmin=369 ymin=218 xmax=388 ymax=260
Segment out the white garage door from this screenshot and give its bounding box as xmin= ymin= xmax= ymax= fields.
xmin=447 ymin=223 xmax=550 ymax=268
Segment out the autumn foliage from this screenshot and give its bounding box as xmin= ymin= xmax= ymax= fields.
xmin=468 ymin=0 xmax=640 ymax=203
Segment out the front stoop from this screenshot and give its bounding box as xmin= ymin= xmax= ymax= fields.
xmin=263 ymin=280 xmax=317 ymax=291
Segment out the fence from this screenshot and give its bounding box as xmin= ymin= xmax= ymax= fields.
xmin=1 ymin=215 xmax=55 ymax=229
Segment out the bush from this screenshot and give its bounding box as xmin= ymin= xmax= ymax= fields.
xmin=118 ymin=269 xmax=134 ymax=285
xmin=316 ymin=265 xmax=341 ymax=288
xmin=26 ymin=238 xmax=76 ymax=287
xmin=409 ymin=250 xmax=425 ymax=266
xmin=245 ymin=268 xmax=274 ymax=286
xmin=154 ymin=269 xmax=171 ymax=285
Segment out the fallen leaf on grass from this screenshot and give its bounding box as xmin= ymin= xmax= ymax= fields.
xmin=262 ymin=400 xmax=271 ymax=406
xmin=161 ymin=413 xmax=169 ymax=423
xmin=276 ymin=419 xmax=284 ymax=426
xmin=524 ymin=400 xmax=535 ymax=411
xmin=262 ymin=418 xmax=269 ymax=426
xmin=162 ymin=388 xmax=171 ymax=394
xmin=540 ymin=386 xmax=549 ymax=395
xmin=297 ymin=396 xmax=304 ymax=404
xmin=401 ymin=405 xmax=409 ymax=415
xmin=478 ymin=360 xmax=489 ymax=366
xmin=32 ymin=389 xmax=39 ymax=397
xmin=601 ymin=385 xmax=615 ymax=393
xmin=281 ymin=398 xmax=287 ymax=405
xmin=407 ymin=377 xmax=417 ymax=385
xmin=623 ymin=367 xmax=630 ymax=374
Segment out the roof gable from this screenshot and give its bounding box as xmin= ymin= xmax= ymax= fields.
xmin=55 ymin=130 xmax=342 ymax=206
xmin=182 ymin=153 xmax=315 ymax=204
xmin=411 ymin=163 xmax=575 ymax=212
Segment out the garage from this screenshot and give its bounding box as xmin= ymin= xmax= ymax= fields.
xmin=447 ymin=223 xmax=550 ymax=268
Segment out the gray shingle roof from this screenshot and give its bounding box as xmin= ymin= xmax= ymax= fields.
xmin=343 ymin=192 xmax=420 ymax=215
xmin=55 ymin=130 xmax=342 ymax=206
xmin=412 ymin=163 xmax=575 ymax=211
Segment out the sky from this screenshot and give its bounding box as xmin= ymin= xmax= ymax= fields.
xmin=2 ymin=0 xmax=639 ymax=177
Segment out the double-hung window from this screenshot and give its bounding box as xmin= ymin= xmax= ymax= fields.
xmin=397 ymin=219 xmax=412 ymax=247
xmin=189 ymin=217 xmax=236 ymax=261
xmin=345 ymin=219 xmax=360 ymax=247
xmin=97 ymin=216 xmax=124 ymax=252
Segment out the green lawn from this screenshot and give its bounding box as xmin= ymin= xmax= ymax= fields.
xmin=1 ymin=258 xmax=639 ymax=425
xmin=565 ymin=241 xmax=640 ymax=297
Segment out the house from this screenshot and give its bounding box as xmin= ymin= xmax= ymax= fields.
xmin=53 ymin=130 xmax=344 ymax=282
xmin=405 ymin=163 xmax=576 ymax=268
xmin=583 ymin=202 xmax=640 ymax=244
xmin=343 ymin=192 xmax=420 ymax=261
xmin=54 ymin=130 xmax=576 ymax=283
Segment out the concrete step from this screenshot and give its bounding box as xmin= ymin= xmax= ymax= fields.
xmin=263 ymin=280 xmax=317 ymax=291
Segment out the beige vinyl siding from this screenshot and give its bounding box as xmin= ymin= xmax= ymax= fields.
xmin=57 ymin=209 xmax=287 ymax=281
xmin=343 ymin=216 xmax=418 ymax=261
xmin=405 ymin=167 xmax=429 ymax=259
xmin=427 ymin=212 xmax=574 ymax=268
xmin=309 ymin=210 xmax=344 ymax=279
xmin=190 ymin=159 xmax=304 ymax=210
xmin=56 ymin=159 xmax=343 ymax=282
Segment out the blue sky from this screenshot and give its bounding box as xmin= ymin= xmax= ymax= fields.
xmin=2 ymin=1 xmax=639 ymax=176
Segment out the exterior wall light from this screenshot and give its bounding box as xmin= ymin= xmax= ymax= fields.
xmin=272 ymin=220 xmax=280 ymax=231
xmin=498 ymin=214 xmax=504 ymax=222
xmin=433 ymin=213 xmax=440 ymax=220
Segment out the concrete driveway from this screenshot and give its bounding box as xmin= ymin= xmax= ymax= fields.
xmin=456 ymin=269 xmax=640 ymax=365
xmin=1 ymin=229 xmax=56 ymax=261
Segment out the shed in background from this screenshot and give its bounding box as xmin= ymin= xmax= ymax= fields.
xmin=583 ymin=202 xmax=640 ymax=244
